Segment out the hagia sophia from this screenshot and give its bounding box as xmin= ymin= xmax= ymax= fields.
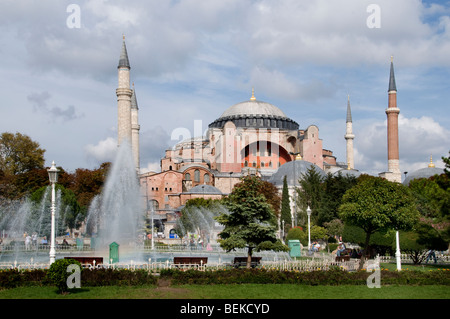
xmin=115 ymin=37 xmax=444 ymax=239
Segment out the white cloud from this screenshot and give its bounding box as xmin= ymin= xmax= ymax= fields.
xmin=84 ymin=137 xmax=117 ymax=165
xmin=354 ymin=114 xmax=450 ymax=175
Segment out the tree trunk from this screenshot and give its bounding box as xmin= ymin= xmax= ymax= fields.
xmin=359 ymin=232 xmax=371 ymax=271
xmin=247 ymin=247 xmax=253 ymax=269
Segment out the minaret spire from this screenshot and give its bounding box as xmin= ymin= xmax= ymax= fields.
xmin=118 ymin=34 xmax=130 ymax=69
xmin=389 ymin=55 xmax=396 ymax=92
xmin=381 ymin=55 xmax=401 ymax=183
xmin=116 ymin=35 xmax=132 ymax=147
xmin=344 ymin=95 xmax=355 ymax=169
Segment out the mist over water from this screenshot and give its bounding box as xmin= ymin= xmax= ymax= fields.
xmin=86 ymin=141 xmax=144 ymax=252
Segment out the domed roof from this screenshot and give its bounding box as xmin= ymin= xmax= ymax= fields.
xmin=403 ymin=167 xmax=444 ymax=185
xmin=333 ymin=168 xmax=362 ymax=178
xmin=403 ymin=156 xmax=445 ymax=185
xmin=219 ymin=100 xmax=288 ymax=119
xmin=186 ymin=184 xmax=222 ymax=195
xmin=269 ymin=160 xmax=326 ymax=187
xmin=208 ymin=90 xmax=299 ymax=130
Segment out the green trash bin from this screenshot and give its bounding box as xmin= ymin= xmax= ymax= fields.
xmin=288 ymin=240 xmax=301 ymax=258
xmin=76 ymin=238 xmax=83 ymax=250
xmin=109 ymin=242 xmax=120 ymax=263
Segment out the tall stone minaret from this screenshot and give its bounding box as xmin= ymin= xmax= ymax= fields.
xmin=116 ymin=35 xmax=132 ymax=148
xmin=382 ymin=56 xmax=402 ymax=183
xmin=131 ymin=83 xmax=140 ymax=172
xmin=345 ymin=95 xmax=355 ymax=170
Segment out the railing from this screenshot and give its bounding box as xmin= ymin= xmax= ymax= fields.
xmin=379 ymin=253 xmax=450 ymax=264
xmin=0 ymin=244 xmax=94 ymax=253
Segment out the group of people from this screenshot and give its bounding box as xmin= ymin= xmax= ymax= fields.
xmin=24 ymin=232 xmax=41 ymax=250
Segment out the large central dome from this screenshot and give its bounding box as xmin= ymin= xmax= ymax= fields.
xmin=220 ymin=100 xmax=288 ymax=119
xmin=209 ymin=91 xmax=299 ymax=130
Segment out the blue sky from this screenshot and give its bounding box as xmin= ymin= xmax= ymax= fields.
xmin=0 ymin=0 xmax=449 ymax=180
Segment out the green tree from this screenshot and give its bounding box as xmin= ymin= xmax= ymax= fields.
xmin=338 ymin=176 xmax=420 ymax=269
xmin=280 ymin=175 xmax=291 ymax=238
xmin=215 ymin=175 xmax=288 ymax=268
xmin=295 ymin=165 xmax=324 ymax=225
xmin=318 ymin=172 xmax=358 ymax=225
xmin=174 ymin=198 xmax=222 ymax=242
xmin=398 ymin=222 xmax=448 ymax=264
xmin=30 ymin=185 xmax=83 ymax=237
xmin=0 ymin=132 xmax=45 ymax=176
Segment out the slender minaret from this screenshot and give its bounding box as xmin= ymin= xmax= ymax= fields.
xmin=384 ymin=56 xmax=401 ymax=183
xmin=345 ymin=95 xmax=355 ymax=170
xmin=116 ymin=35 xmax=132 ymax=147
xmin=131 ymin=83 xmax=140 ymax=172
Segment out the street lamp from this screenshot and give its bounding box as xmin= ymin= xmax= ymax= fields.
xmin=306 ymin=206 xmax=311 ymax=252
xmin=47 ymin=161 xmax=59 ymax=265
xmin=395 ymin=230 xmax=401 ymax=271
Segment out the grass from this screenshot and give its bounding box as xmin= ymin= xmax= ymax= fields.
xmin=0 ymin=284 xmax=448 ymax=299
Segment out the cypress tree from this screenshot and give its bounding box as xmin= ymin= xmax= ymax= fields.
xmin=281 ymin=175 xmax=291 ymax=238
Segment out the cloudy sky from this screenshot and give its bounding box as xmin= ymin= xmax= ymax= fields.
xmin=1 ymin=0 xmax=449 ymax=181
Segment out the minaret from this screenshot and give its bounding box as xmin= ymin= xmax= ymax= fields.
xmin=344 ymin=95 xmax=355 ymax=169
xmin=116 ymin=35 xmax=132 ymax=147
xmin=384 ymin=56 xmax=402 ymax=183
xmin=131 ymin=83 xmax=140 ymax=172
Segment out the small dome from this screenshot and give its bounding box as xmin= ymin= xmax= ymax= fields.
xmin=269 ymin=160 xmax=326 ymax=187
xmin=186 ymin=184 xmax=222 ymax=195
xmin=403 ymin=167 xmax=444 ymax=186
xmin=333 ymin=168 xmax=362 ymax=178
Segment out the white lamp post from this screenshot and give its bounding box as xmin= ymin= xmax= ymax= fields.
xmin=47 ymin=161 xmax=59 ymax=265
xmin=306 ymin=206 xmax=311 ymax=251
xmin=395 ymin=230 xmax=401 ymax=271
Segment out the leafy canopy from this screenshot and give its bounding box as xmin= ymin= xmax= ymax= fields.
xmin=215 ymin=175 xmax=287 ymax=255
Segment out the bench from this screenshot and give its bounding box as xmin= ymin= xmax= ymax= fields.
xmin=173 ymin=257 xmax=208 ymax=265
xmin=64 ymin=257 xmax=103 ymax=266
xmin=233 ymin=257 xmax=262 ymax=268
xmin=335 ymin=256 xmax=351 ymax=262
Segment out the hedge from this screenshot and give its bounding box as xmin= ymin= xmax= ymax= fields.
xmin=0 ymin=267 xmax=449 ymax=289
xmin=159 ymin=267 xmax=450 ymax=286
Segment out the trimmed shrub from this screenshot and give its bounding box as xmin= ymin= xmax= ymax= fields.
xmin=46 ymin=258 xmax=82 ymax=293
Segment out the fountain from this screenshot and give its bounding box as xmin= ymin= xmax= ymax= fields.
xmin=0 ymin=186 xmax=65 ymax=265
xmin=85 ymin=140 xmax=145 ymax=262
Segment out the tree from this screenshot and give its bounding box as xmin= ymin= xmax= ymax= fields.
xmin=280 ymin=175 xmax=291 ymax=238
xmin=318 ymin=172 xmax=358 ymax=225
xmin=30 ymin=185 xmax=83 ymax=237
xmin=215 ymin=175 xmax=288 ymax=268
xmin=0 ymin=132 xmax=45 ymax=176
xmin=338 ymin=176 xmax=420 ymax=269
xmin=295 ymin=165 xmax=324 ymax=225
xmin=174 ymin=198 xmax=222 ymax=242
xmin=398 ymin=222 xmax=447 ymax=264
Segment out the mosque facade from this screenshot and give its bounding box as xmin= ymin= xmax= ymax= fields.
xmin=115 ymin=38 xmax=429 ymax=239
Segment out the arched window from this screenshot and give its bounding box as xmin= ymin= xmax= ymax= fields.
xmin=204 ymin=174 xmax=210 ymax=183
xmin=185 ymin=173 xmax=191 ymax=181
xmin=194 ymin=169 xmax=200 ymax=182
xmin=148 ymin=200 xmax=159 ymax=211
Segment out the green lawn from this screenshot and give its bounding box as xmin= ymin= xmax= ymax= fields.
xmin=0 ymin=284 xmax=448 ymax=299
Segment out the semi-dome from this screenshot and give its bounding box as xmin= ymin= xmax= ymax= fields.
xmin=208 ymin=90 xmax=299 ymax=130
xmin=186 ymin=184 xmax=222 ymax=195
xmin=269 ymin=160 xmax=326 ymax=187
